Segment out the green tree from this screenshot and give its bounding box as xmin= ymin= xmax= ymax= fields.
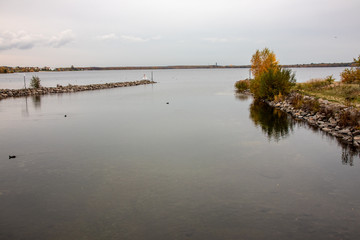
xmin=30 ymin=76 xmax=41 ymax=89
xmin=256 ymin=68 xmax=295 ymax=100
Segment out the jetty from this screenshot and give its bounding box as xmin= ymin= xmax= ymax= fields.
xmin=0 ymin=80 xmax=156 ymax=100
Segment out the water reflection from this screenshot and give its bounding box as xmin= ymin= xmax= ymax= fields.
xmin=303 ymin=123 xmax=360 ymax=166
xmin=235 ymin=93 xmax=250 ymax=101
xmin=249 ymin=100 xmax=294 ymax=142
xmin=249 ymin=101 xmax=360 ymax=165
xmin=342 ymin=148 xmax=354 ymax=166
xmin=32 ymin=95 xmax=41 ymax=109
xmin=21 ymin=95 xmax=42 ymax=117
xmin=21 ymin=97 xmax=29 ymax=117
xmin=339 ymin=143 xmax=360 ymax=166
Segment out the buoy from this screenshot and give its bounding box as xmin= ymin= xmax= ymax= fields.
xmin=166 ymin=102 xmax=169 ymax=104
xmin=64 ymin=115 xmax=67 ymax=117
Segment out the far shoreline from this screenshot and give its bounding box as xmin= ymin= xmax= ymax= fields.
xmin=0 ymin=62 xmax=354 ymax=74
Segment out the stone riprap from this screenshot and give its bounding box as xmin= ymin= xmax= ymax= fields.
xmin=0 ymin=80 xmax=156 ymax=100
xmin=266 ymin=93 xmax=360 ymax=149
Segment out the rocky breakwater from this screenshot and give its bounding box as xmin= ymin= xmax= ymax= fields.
xmin=267 ymin=93 xmax=360 ymax=148
xmin=0 ymin=80 xmax=156 ymax=100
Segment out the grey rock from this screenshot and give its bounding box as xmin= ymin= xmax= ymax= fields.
xmin=329 ymin=118 xmax=337 ymax=125
xmin=343 ymin=136 xmax=353 ymax=142
xmin=322 ymin=128 xmax=332 ymax=132
xmin=353 ymin=131 xmax=360 ymax=136
xmin=354 ymin=136 xmax=360 ymax=142
xmin=338 ymin=129 xmax=351 ymax=135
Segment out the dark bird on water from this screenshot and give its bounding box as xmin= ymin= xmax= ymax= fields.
xmin=9 ymin=155 xmax=16 ymax=159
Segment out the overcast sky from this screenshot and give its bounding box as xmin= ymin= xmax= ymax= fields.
xmin=1 ymin=0 xmax=359 ymax=67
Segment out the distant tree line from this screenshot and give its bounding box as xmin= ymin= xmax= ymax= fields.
xmin=0 ymin=66 xmax=51 ymax=73
xmin=282 ymin=62 xmax=354 ymax=68
xmin=53 ymin=65 xmax=82 ymax=71
xmin=1 ymin=62 xmax=355 ymax=74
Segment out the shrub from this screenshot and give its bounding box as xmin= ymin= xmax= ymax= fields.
xmin=341 ymin=68 xmax=360 ymax=84
xmin=340 ymin=55 xmax=360 ymax=84
xmin=338 ymin=110 xmax=360 ymax=128
xmin=251 ymin=68 xmax=296 ymax=100
xmin=318 ymin=105 xmax=336 ymax=119
xmin=273 ymin=93 xmax=285 ymax=103
xmin=288 ymin=94 xmax=321 ymax=113
xmin=325 ymin=75 xmax=335 ymax=85
xmin=302 ymin=98 xmax=321 ymax=113
xmin=234 ymin=79 xmax=250 ymax=92
xmin=289 ymin=94 xmax=304 ymax=109
xmin=30 ymin=76 xmax=41 ymax=89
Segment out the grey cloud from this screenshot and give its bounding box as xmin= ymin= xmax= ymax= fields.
xmin=96 ymin=33 xmax=118 ymax=40
xmin=48 ymin=30 xmax=75 ymax=48
xmin=202 ymin=37 xmax=250 ymax=43
xmin=121 ymin=35 xmax=149 ymax=42
xmin=0 ymin=31 xmax=41 ymax=50
xmin=203 ymin=37 xmax=229 ymax=43
xmin=0 ymin=30 xmax=74 ymax=50
xmin=120 ymin=35 xmax=162 ymax=42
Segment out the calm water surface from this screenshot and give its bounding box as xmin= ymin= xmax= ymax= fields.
xmin=0 ymin=69 xmax=359 ymax=240
xmin=0 ymin=67 xmax=348 ymax=89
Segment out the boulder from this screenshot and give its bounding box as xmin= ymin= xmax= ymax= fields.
xmin=322 ymin=128 xmax=332 ymax=132
xmin=354 ymin=136 xmax=360 ymax=142
xmin=343 ymin=136 xmax=353 ymax=142
xmin=338 ymin=129 xmax=351 ymax=135
xmin=353 ymin=131 xmax=360 ymax=136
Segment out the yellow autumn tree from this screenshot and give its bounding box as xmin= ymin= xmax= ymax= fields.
xmin=250 ymin=48 xmax=279 ymax=78
xmin=249 ymin=48 xmax=295 ymax=100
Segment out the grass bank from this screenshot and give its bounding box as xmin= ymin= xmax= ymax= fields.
xmin=293 ymin=79 xmax=360 ymax=108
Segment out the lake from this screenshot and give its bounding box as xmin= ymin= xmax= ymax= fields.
xmin=0 ymin=68 xmax=359 ymax=240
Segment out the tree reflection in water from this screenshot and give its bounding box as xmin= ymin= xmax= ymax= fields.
xmin=338 ymin=140 xmax=359 ymax=166
xmin=248 ymin=99 xmax=360 ymax=165
xmin=249 ymin=100 xmax=294 ymax=142
xmin=32 ymin=95 xmax=41 ymax=109
xmin=342 ymin=148 xmax=354 ymax=166
xmin=301 ymin=123 xmax=360 ymax=166
xmin=235 ymin=93 xmax=250 ymax=101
